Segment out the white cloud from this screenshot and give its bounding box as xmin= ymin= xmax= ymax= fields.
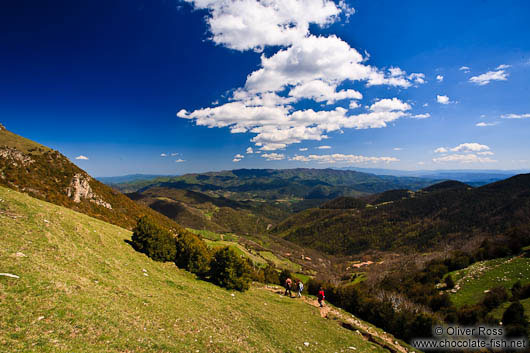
xmin=476 ymin=122 xmax=498 ymax=127
xmin=411 ymin=113 xmax=431 ymax=119
xmin=436 ymin=95 xmax=451 ymax=104
xmin=233 ymin=153 xmax=245 ymax=162
xmin=408 ymin=73 xmax=426 ymax=84
xmin=171 ymin=153 xmax=179 ymax=156
xmin=349 ymin=101 xmax=360 ymax=109
xmin=393 ymin=147 xmax=402 ymax=151
xmin=477 ymin=151 xmax=494 ymax=156
xmin=469 ymin=68 xmax=509 ymax=86
xmin=288 ymin=80 xmax=362 ymax=104
xmin=160 ymin=153 xmax=168 ymax=157
xmin=436 ymin=75 xmax=444 ymax=82
xmin=501 ymin=113 xmax=530 ymax=119
xmin=246 ymin=147 xmax=254 ymax=154
xmin=496 ymin=64 xmax=511 ymax=70
xmin=433 ymin=154 xmax=496 ymax=164
xmin=450 ymin=143 xmax=490 ymax=153
xmin=75 ymin=155 xmax=89 ymax=160
xmin=316 ymin=145 xmax=331 ymax=149
xmin=434 ymin=147 xmax=448 ymax=153
xmin=370 ymin=98 xmax=411 ymax=112
xmin=261 ymin=153 xmax=285 ymax=161
xmin=290 ymin=153 xmax=399 ymax=164
xmin=299 ymin=147 xmax=308 ymax=151
xmin=183 ymin=0 xmax=350 ymax=52
xmin=459 ymin=66 xmax=470 ymax=72
xmin=178 ymin=1 xmax=422 ymax=151
xmin=175 ymin=159 xmax=186 ymax=163
xmin=423 ymin=103 xmax=429 ymax=107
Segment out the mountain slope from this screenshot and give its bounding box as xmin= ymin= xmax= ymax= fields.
xmin=273 ymin=176 xmax=530 ymax=255
xmin=0 ymin=124 xmax=179 ymax=231
xmin=0 ymin=186 xmax=401 ymax=353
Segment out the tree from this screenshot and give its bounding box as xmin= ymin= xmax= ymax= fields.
xmin=175 ymin=232 xmax=211 ymax=276
xmin=444 ymin=275 xmax=455 ymax=289
xmin=131 ymin=216 xmax=176 ymax=262
xmin=502 ymin=302 xmax=528 ymax=338
xmin=209 ymin=247 xmax=252 ymax=291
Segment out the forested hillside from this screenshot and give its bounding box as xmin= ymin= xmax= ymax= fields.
xmin=273 ymin=175 xmax=530 ymax=255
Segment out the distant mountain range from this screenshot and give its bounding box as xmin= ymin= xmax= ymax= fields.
xmin=272 ymin=175 xmax=530 ymax=255
xmin=340 ymin=167 xmax=529 ymax=185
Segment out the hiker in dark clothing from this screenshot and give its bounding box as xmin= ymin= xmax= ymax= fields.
xmin=284 ymin=277 xmax=292 ymax=297
xmin=318 ymin=287 xmax=325 ymax=307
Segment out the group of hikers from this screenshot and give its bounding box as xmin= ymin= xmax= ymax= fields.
xmin=283 ymin=277 xmax=325 ymax=307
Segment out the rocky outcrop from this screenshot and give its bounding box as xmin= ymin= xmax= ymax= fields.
xmin=66 ymin=173 xmax=112 ymax=209
xmin=0 ymin=123 xmax=6 ymax=131
xmin=0 ymin=147 xmax=34 ymax=167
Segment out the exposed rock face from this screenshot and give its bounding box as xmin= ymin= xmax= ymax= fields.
xmin=66 ymin=173 xmax=112 ymax=209
xmin=0 ymin=123 xmax=6 ymax=131
xmin=0 ymin=147 xmax=34 ymax=167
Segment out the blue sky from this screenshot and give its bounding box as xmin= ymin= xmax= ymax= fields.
xmin=2 ymin=0 xmax=530 ymax=176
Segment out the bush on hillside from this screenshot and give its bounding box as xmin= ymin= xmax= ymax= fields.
xmin=278 ymin=269 xmax=292 ymax=287
xmin=209 ymin=247 xmax=252 ymax=291
xmin=175 ymin=232 xmax=211 ymax=276
xmin=482 ymin=286 xmax=509 ymax=310
xmin=502 ymin=302 xmax=528 ymax=338
xmin=131 ymin=216 xmax=176 ymax=262
xmin=263 ymin=264 xmax=280 ymax=284
xmin=444 ymin=275 xmax=455 ymax=289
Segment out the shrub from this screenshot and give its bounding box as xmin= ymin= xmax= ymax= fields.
xmin=482 ymin=286 xmax=508 ymax=310
xmin=209 ymin=247 xmax=252 ymax=291
xmin=278 ymin=269 xmax=292 ymax=287
xmin=262 ymin=264 xmax=279 ymax=284
xmin=131 ymin=216 xmax=176 ymax=262
xmin=175 ymin=232 xmax=211 ymax=276
xmin=502 ymin=302 xmax=528 ymax=338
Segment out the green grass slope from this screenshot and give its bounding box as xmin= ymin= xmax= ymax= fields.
xmin=0 ymin=186 xmax=389 ymax=352
xmin=446 ymin=256 xmax=530 ymax=308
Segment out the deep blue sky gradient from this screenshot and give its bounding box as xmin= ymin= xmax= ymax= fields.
xmin=1 ymin=0 xmax=529 ymax=176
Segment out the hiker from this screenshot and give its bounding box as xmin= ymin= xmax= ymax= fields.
xmin=297 ymin=280 xmax=304 ymax=298
xmin=284 ymin=277 xmax=292 ymax=297
xmin=317 ymin=287 xmax=325 ymax=307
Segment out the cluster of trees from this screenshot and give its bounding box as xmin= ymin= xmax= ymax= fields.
xmin=131 ymin=216 xmax=252 ymax=291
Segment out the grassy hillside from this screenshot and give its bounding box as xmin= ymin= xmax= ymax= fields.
xmin=273 ymin=175 xmax=530 ymax=255
xmin=445 ymin=256 xmax=530 ymax=308
xmin=0 ymin=125 xmax=182 ymax=231
xmin=0 ymin=186 xmax=396 ymax=352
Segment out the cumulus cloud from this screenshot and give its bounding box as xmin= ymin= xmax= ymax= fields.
xmin=261 ymin=153 xmax=285 ymax=161
xmin=316 ymin=145 xmax=331 ymax=149
xmin=433 ymin=143 xmax=495 ymax=164
xmin=436 ymin=75 xmax=444 ymax=82
xmin=501 ymin=113 xmax=530 ymax=119
xmin=459 ymin=66 xmax=470 ymax=72
xmin=233 ymin=153 xmax=245 ymax=162
xmin=75 ymin=155 xmax=89 ymax=160
xmin=433 ymin=154 xmax=496 ymax=163
xmin=177 ymin=1 xmax=423 ymax=151
xmin=469 ymin=67 xmax=509 ymax=86
xmin=299 ymin=147 xmax=308 ymax=151
xmin=411 ymin=113 xmax=431 ymax=119
xmin=246 ymin=147 xmax=254 ymax=154
xmin=476 ymin=122 xmax=498 ymax=127
xmin=160 ymin=153 xmax=168 ymax=157
xmin=393 ymin=147 xmax=402 ymax=151
xmin=175 ymin=159 xmax=186 ymax=163
xmin=290 ymin=153 xmax=399 ymax=164
xmin=436 ymin=95 xmax=451 ymax=104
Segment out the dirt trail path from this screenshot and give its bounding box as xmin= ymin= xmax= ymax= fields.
xmin=261 ymin=286 xmax=415 ymax=353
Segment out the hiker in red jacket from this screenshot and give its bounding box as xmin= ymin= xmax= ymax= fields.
xmin=317 ymin=287 xmax=325 ymax=307
xmin=284 ymin=277 xmax=292 ymax=297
